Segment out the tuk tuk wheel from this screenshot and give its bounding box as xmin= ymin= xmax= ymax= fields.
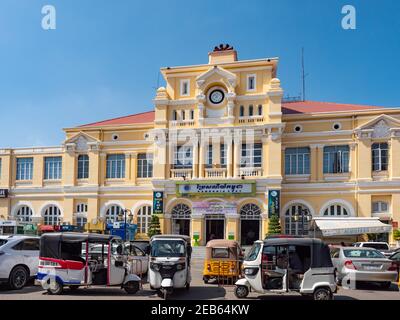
xmin=47 ymin=281 xmax=63 ymax=295
xmin=234 ymin=285 xmax=249 ymax=299
xmin=313 ymin=287 xmax=332 ymax=301
xmin=185 ymin=283 xmax=190 ymax=290
xmin=69 ymin=286 xmax=80 ymax=291
xmin=124 ymin=281 xmax=140 ymax=294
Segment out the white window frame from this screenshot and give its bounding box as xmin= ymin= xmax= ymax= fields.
xmin=44 ymin=156 xmax=62 ymax=180
xmin=106 ymin=205 xmax=123 ymax=223
xmin=247 ymin=74 xmax=256 ymax=92
xmin=180 ymin=79 xmax=190 ymax=97
xmin=285 ymin=147 xmax=311 ymax=175
xmin=16 ymin=158 xmax=33 ymax=181
xmin=137 ymin=206 xmax=152 ymax=234
xmin=106 ymin=154 xmax=126 ymax=179
xmin=77 ymin=154 xmax=89 ymax=179
xmin=16 ymin=206 xmax=33 ymax=222
xmin=372 ymin=142 xmax=389 ymax=172
xmin=44 ymin=206 xmax=61 ymax=225
xmin=372 ymin=201 xmax=389 ymax=214
xmin=173 ymin=146 xmax=193 ymax=169
xmin=137 ymin=154 xmax=153 ymax=178
xmin=323 ymin=204 xmax=349 ymax=216
xmin=240 ymin=143 xmax=262 ymax=168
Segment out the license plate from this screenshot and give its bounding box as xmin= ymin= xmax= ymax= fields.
xmin=362 ymin=264 xmax=380 ymax=270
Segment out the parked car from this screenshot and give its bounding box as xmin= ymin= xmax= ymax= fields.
xmin=353 ymin=242 xmax=392 ymax=257
xmin=0 ymin=235 xmax=40 ymax=289
xmin=389 ymin=251 xmax=400 ymax=281
xmin=331 ymin=246 xmax=398 ymax=288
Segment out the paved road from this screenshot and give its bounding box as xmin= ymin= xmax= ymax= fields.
xmin=0 ymin=257 xmax=399 ymax=300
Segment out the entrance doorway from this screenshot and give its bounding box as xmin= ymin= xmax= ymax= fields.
xmin=240 ymin=203 xmax=261 ymax=246
xmin=205 ymin=215 xmax=225 ymax=243
xmin=171 ymin=203 xmax=191 ymax=236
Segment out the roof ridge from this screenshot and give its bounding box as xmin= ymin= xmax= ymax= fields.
xmin=286 ymin=100 xmax=382 ymax=107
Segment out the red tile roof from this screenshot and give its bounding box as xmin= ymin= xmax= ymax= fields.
xmin=78 ymin=101 xmax=385 ymax=127
xmin=282 ymin=101 xmax=383 ymax=115
xmin=79 ymin=111 xmax=155 ymax=127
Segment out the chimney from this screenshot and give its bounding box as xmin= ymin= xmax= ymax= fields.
xmin=208 ymin=44 xmax=238 ymax=64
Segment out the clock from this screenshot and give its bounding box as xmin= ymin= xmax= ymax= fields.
xmin=209 ymin=89 xmax=225 ymax=105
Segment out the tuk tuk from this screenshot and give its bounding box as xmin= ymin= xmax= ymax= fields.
xmin=36 ymin=232 xmax=141 ymax=295
xmin=148 ymin=234 xmax=192 ymax=299
xmin=203 ymin=239 xmax=244 ymax=284
xmin=235 ymin=237 xmax=337 ymax=300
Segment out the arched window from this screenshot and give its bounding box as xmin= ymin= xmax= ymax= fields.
xmin=239 ymin=106 xmax=245 ymax=117
xmin=106 ymin=205 xmax=123 ymax=223
xmin=249 ymin=105 xmax=254 ymax=117
xmin=16 ymin=206 xmax=33 ymax=222
xmin=258 ymin=105 xmax=263 ymax=116
xmin=323 ymin=204 xmax=349 ymax=216
xmin=75 ymin=203 xmax=88 ymax=227
xmin=240 ymin=203 xmax=261 ymax=220
xmin=171 ymin=203 xmax=191 ymax=219
xmin=76 ymin=203 xmax=88 ymax=213
xmin=285 ymin=204 xmax=310 ymax=236
xmin=137 ymin=206 xmax=152 ymax=234
xmin=43 ymin=206 xmax=61 ymax=225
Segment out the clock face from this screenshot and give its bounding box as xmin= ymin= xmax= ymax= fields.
xmin=209 ymin=89 xmax=225 ymax=104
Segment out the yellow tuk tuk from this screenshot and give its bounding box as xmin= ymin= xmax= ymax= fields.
xmin=203 ymin=240 xmax=244 ymax=284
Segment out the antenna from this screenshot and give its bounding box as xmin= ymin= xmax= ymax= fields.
xmin=301 ymin=47 xmax=308 ymax=102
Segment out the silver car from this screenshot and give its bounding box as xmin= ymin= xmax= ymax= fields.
xmin=331 ymin=246 xmax=398 ymax=289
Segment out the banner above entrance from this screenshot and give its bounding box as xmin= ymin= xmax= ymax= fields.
xmin=177 ymin=181 xmax=255 ymax=196
xmin=193 ymin=201 xmax=237 ymax=216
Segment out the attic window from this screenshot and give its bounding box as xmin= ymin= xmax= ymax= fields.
xmin=112 ymin=134 xmax=119 ymax=141
xmin=180 ymin=79 xmax=190 ymax=96
xmin=333 ymin=123 xmax=342 ymax=131
xmin=247 ymin=75 xmax=256 ymax=91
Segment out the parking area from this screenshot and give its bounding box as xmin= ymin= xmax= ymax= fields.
xmin=0 ymin=257 xmax=398 ymax=300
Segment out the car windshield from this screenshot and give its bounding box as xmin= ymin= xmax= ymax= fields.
xmin=0 ymin=239 xmax=8 ymax=247
xmin=344 ymin=249 xmax=385 ymax=259
xmin=212 ymin=248 xmax=230 ymax=259
xmin=151 ymin=240 xmax=186 ymax=257
xmin=246 ymin=242 xmax=261 ymax=261
xmin=362 ymin=243 xmax=388 ymax=250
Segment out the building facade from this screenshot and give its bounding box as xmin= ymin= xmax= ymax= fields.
xmin=0 ymin=45 xmax=399 ymax=245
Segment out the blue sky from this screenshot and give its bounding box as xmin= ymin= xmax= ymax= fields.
xmin=0 ymin=0 xmax=399 ymax=147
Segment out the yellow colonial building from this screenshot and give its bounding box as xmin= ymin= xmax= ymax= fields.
xmin=0 ymin=45 xmax=399 ymax=245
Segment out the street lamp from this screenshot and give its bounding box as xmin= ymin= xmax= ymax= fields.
xmin=118 ymin=209 xmax=134 ymax=241
xmin=292 ymin=208 xmax=313 ymax=236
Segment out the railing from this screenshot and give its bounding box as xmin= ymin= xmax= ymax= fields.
xmin=170 ymin=120 xmax=195 ymax=127
xmin=205 ymin=168 xmax=227 ymax=178
xmin=239 ymin=167 xmax=263 ymax=177
xmin=170 ymin=168 xmax=193 ymax=179
xmin=238 ymin=116 xmax=264 ymax=124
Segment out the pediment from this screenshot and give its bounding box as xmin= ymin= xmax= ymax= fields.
xmin=355 ymin=115 xmax=400 ymax=139
xmin=196 ymin=66 xmax=237 ymax=90
xmin=64 ymin=132 xmax=100 ymax=152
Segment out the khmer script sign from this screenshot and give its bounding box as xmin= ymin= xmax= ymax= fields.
xmin=192 ymin=201 xmax=237 ymax=216
xmin=177 ymin=183 xmax=253 ymax=195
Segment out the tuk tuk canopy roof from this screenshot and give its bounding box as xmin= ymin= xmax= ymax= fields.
xmin=262 ymin=237 xmax=333 ymax=268
xmin=40 ymin=232 xmax=120 ymax=259
xmin=205 ymin=240 xmax=241 ymax=260
xmin=150 ymin=234 xmax=191 ymax=243
xmin=206 ymin=239 xmax=240 ymax=248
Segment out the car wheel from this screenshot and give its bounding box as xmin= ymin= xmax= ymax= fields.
xmin=203 ymin=277 xmax=209 ymax=284
xmin=313 ymin=287 xmax=332 ymax=301
xmin=47 ymin=281 xmax=63 ymax=295
xmin=9 ymin=266 xmax=28 ymax=290
xmin=234 ymin=285 xmax=249 ymax=299
xmin=124 ymin=281 xmax=140 ymax=294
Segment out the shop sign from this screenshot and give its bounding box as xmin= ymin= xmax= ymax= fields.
xmin=153 ymin=191 xmax=164 ymax=214
xmin=192 ymin=201 xmax=237 ymax=216
xmin=0 ymin=220 xmax=17 ymax=227
xmin=268 ymin=190 xmax=280 ymax=218
xmin=178 ymin=182 xmax=254 ymax=195
xmin=0 ymin=189 xmax=8 ymax=198
xmin=322 ymin=226 xmax=392 ymax=237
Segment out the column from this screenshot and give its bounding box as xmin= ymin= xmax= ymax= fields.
xmin=391 ymin=194 xmax=400 ymax=245
xmin=233 ymin=137 xmax=241 ymax=178
xmin=130 ymin=153 xmax=137 ymax=184
xmin=390 ymin=131 xmax=400 ymax=180
xmin=262 ymin=136 xmax=269 ymax=177
xmin=357 ymin=134 xmax=372 ymax=181
xmin=99 ymin=153 xmax=107 ymax=186
xmin=225 ymin=214 xmax=240 ymax=241
xmin=88 ymin=149 xmax=100 ymax=186
xmin=63 ymin=152 xmax=76 ymax=187
xmin=357 ymin=194 xmax=371 ymax=218
xmin=193 ymin=139 xmax=199 ymax=179
xmin=226 ymin=136 xmax=233 ymax=178
xmin=191 ymin=213 xmax=204 ymax=245
xmin=349 ymin=143 xmax=357 ymax=181
xmin=316 ymin=145 xmax=324 ymax=181
xmin=310 ymin=144 xmax=318 ymax=182
xmin=266 ymin=134 xmax=282 ymax=179
xmin=261 ymin=213 xmax=269 ymax=240
xmin=199 ymin=141 xmax=205 ymax=179
xmin=32 ymin=155 xmax=44 ymax=187
xmin=63 ymin=198 xmax=74 ymax=225
xmin=153 ymin=134 xmax=167 ymax=179
xmin=0 ymin=150 xmax=12 ymax=188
